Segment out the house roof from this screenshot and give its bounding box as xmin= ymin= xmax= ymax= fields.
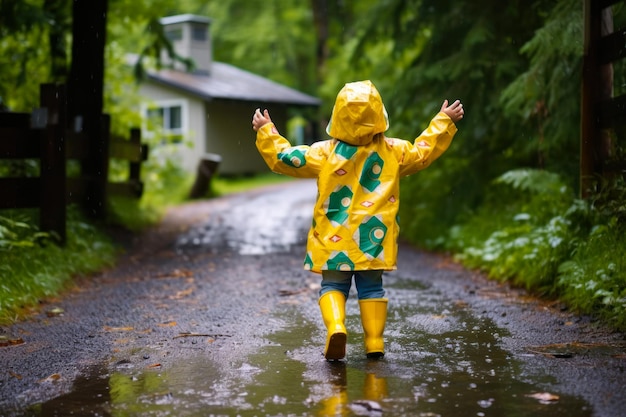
xmin=146 ymin=62 xmax=321 ymax=107
xmin=159 ymin=14 xmax=211 ymax=25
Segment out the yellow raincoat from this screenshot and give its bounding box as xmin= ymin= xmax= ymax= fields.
xmin=256 ymin=80 xmax=458 ymax=273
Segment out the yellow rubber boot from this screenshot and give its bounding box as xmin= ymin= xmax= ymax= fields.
xmin=358 ymin=298 xmax=388 ymax=358
xmin=319 ymin=291 xmax=347 ymax=360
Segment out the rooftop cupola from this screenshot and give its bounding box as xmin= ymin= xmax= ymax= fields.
xmin=160 ymin=14 xmax=212 ymax=75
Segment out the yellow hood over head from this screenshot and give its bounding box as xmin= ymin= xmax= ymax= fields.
xmin=326 ymin=80 xmax=389 ymax=145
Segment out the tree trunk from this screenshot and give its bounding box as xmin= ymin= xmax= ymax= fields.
xmin=310 ymin=0 xmax=329 ymax=85
xmin=67 ymin=0 xmax=109 ymax=218
xmin=43 ymin=0 xmax=70 ymax=81
xmin=580 ymin=1 xmax=613 ymax=198
xmin=599 ymin=7 xmax=614 ymax=165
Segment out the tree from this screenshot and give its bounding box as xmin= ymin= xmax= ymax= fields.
xmin=0 ymin=0 xmax=50 ymax=110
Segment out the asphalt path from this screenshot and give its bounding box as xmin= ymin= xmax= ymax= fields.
xmin=0 ymin=179 xmax=624 ymax=416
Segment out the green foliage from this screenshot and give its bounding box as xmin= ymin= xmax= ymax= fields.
xmin=449 ymin=169 xmax=579 ymax=290
xmin=446 ymin=169 xmax=625 ymax=330
xmin=589 ymin=175 xmax=626 ymax=226
xmin=399 ymin=152 xmax=475 ymax=248
xmin=500 ymin=0 xmax=583 ymax=183
xmin=0 ymin=212 xmax=50 ymax=249
xmin=109 ymin=151 xmax=193 ymax=230
xmin=0 ymin=207 xmax=116 ymax=324
xmin=0 ymin=0 xmax=49 ymax=110
xmin=557 ymin=220 xmax=626 ymax=330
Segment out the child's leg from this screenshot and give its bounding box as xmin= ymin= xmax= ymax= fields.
xmin=320 ymin=270 xmax=352 ymax=299
xmin=354 ymin=270 xmax=387 ymax=359
xmin=319 ymin=271 xmax=352 ymax=360
xmin=353 ymin=270 xmax=384 ymax=300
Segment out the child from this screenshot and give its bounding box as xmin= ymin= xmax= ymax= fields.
xmin=252 ymin=80 xmax=463 ymax=360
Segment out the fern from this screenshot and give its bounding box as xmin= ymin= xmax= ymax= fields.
xmin=0 ymin=212 xmax=50 ymax=249
xmin=494 ymin=168 xmax=565 ymax=195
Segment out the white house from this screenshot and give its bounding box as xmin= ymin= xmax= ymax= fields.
xmin=138 ymin=14 xmax=320 ymax=176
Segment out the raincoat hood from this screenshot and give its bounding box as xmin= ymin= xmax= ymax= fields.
xmin=326 ymin=80 xmax=389 ymax=146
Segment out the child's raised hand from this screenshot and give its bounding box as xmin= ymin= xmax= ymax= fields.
xmin=440 ymin=100 xmax=464 ymax=123
xmin=252 ymin=108 xmax=273 ymax=131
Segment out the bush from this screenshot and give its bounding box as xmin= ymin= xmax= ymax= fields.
xmin=435 ymin=168 xmax=626 ymax=330
xmin=558 ymin=218 xmax=626 ymax=330
xmin=451 ymin=169 xmax=583 ymax=292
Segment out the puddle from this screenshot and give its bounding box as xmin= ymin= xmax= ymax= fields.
xmin=22 ymin=299 xmax=594 ymax=417
xmin=175 ymin=183 xmax=314 ymax=256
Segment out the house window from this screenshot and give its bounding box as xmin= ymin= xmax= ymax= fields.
xmin=191 ymin=25 xmax=207 ymax=41
xmin=165 ymin=28 xmax=182 ymax=41
xmin=143 ymin=100 xmax=187 ymax=141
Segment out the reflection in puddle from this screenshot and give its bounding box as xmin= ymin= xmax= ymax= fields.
xmin=26 ymin=290 xmax=593 ymax=416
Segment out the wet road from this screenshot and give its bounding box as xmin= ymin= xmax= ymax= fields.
xmin=0 ymin=179 xmax=625 ymax=416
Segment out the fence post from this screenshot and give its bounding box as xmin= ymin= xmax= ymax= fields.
xmin=39 ymin=84 xmax=67 ymax=244
xmin=129 ymin=128 xmax=142 ymax=184
xmin=83 ymin=114 xmax=110 ymax=218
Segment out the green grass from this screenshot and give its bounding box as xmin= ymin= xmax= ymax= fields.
xmin=0 ymin=207 xmax=117 ymax=324
xmin=211 ymin=172 xmax=294 ymax=196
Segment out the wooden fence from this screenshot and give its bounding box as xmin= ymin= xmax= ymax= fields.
xmin=0 ymin=84 xmax=148 ymax=243
xmin=581 ymin=0 xmax=626 ymax=197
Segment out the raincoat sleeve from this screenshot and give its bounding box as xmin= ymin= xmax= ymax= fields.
xmin=397 ymin=112 xmax=457 ymax=177
xmin=256 ymin=123 xmax=328 ymax=178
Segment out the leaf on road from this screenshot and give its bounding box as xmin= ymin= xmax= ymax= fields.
xmin=0 ymin=335 xmax=24 ymax=347
xmin=155 ymin=268 xmax=194 ymax=279
xmin=147 ymin=363 xmax=161 ymax=368
xmin=158 ymin=321 xmax=177 ymax=327
xmin=8 ymin=370 xmax=22 ymax=380
xmin=171 ymin=287 xmax=195 ymax=299
xmin=46 ymin=307 xmax=65 ymax=317
xmin=104 ymin=326 xmax=134 ymax=332
xmin=527 ymin=392 xmax=559 ymax=403
xmin=39 ymin=373 xmax=62 ymax=383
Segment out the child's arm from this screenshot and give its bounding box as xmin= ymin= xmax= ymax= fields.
xmin=396 ymin=100 xmax=463 ymax=176
xmin=252 ymin=108 xmax=272 ymax=131
xmin=253 ymin=108 xmax=327 ymax=178
xmin=440 ymin=99 xmax=464 ymax=123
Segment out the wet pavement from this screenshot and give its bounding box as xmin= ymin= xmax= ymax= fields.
xmin=0 ymin=179 xmax=625 ymax=416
